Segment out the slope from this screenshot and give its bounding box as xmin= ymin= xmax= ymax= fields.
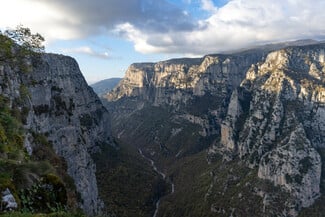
xmin=104 ymin=43 xmax=325 ymax=217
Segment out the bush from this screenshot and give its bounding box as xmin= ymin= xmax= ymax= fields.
xmin=19 ymin=173 xmax=67 ymax=214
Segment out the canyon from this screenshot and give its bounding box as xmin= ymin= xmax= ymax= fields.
xmin=103 ymin=42 xmax=325 ymax=217
xmin=0 ymin=34 xmax=324 ymax=217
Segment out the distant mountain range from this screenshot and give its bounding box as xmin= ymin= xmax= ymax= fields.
xmin=90 ymin=77 xmax=122 ymax=97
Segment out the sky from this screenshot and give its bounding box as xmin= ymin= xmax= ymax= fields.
xmin=0 ymin=0 xmax=325 ymax=84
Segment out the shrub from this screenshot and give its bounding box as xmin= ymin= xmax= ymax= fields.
xmin=19 ymin=173 xmax=67 ymax=214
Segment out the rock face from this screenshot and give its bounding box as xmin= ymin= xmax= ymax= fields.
xmin=107 ymin=52 xmax=266 ymax=108
xmin=106 ymin=51 xmax=269 ymax=148
xmin=105 ymin=43 xmax=325 ymax=216
xmin=1 ymin=188 xmax=18 ymax=211
xmin=212 ymin=44 xmax=325 ymax=215
xmin=0 ymin=52 xmax=112 ymax=216
xmin=258 ymin=125 xmax=321 ymax=208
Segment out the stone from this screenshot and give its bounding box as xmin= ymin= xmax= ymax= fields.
xmin=1 ymin=188 xmax=18 ymax=211
xmin=258 ymin=125 xmax=321 ymax=209
xmin=0 ymin=53 xmax=112 ymax=216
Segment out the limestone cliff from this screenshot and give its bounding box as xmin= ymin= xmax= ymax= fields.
xmin=106 ymin=50 xmax=268 ymax=146
xmin=210 ymin=44 xmax=325 ymax=215
xmin=107 ymin=52 xmax=266 ymax=108
xmin=104 ymin=43 xmax=325 ymax=216
xmin=0 ymin=50 xmax=112 ymax=215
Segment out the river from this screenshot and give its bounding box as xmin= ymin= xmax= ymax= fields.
xmin=138 ymin=148 xmax=174 ymax=217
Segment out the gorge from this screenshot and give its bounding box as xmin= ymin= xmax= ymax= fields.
xmin=0 ymin=33 xmax=324 ymax=217
xmin=103 ymin=41 xmax=325 ymax=217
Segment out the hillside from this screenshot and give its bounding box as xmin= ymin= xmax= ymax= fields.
xmin=1 ymin=29 xmax=324 ymax=217
xmin=90 ymin=77 xmax=122 ymax=97
xmin=104 ymin=43 xmax=325 ymax=217
xmin=0 ymin=33 xmax=112 ymax=216
xmin=0 ymin=28 xmax=166 ymax=217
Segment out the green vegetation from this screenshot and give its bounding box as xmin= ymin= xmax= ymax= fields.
xmin=111 ymin=105 xmax=213 ymax=162
xmin=158 ymin=152 xmax=291 ymax=217
xmin=185 ymin=93 xmax=224 ymax=116
xmin=0 ymin=25 xmax=44 ymax=73
xmin=298 ymin=148 xmax=325 ymax=217
xmin=0 ymin=95 xmax=25 ymax=159
xmin=3 ymin=25 xmax=44 ymax=53
xmin=19 ymin=173 xmax=67 ymax=213
xmin=0 ymin=26 xmax=82 ymax=216
xmin=158 ymin=151 xmax=214 ymax=217
xmin=0 ymin=94 xmax=79 ymax=215
xmin=93 ymin=140 xmax=165 ymax=217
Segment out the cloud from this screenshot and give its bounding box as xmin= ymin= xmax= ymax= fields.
xmin=0 ymin=0 xmax=86 ymax=42
xmin=200 ymin=0 xmax=218 ymax=12
xmin=114 ymin=0 xmax=325 ymax=55
xmin=62 ymin=46 xmax=110 ymax=59
xmin=0 ymin=0 xmax=195 ymax=40
xmin=1 ymin=0 xmax=325 ymax=56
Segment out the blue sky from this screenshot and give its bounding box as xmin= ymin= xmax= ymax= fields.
xmin=1 ymin=0 xmax=325 ymax=84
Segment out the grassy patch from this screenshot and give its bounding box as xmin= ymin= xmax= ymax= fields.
xmin=0 ymin=94 xmax=78 ymax=215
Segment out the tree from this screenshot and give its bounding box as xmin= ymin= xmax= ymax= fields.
xmin=3 ymin=25 xmax=45 ymax=53
xmin=0 ymin=26 xmax=45 ymax=71
xmin=0 ymin=32 xmax=14 ymax=60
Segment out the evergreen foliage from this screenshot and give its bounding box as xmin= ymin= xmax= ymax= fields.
xmin=3 ymin=25 xmax=44 ymax=53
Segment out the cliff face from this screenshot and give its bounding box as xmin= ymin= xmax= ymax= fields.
xmin=105 ymin=43 xmax=325 ymax=216
xmin=106 ymin=51 xmax=269 ymax=153
xmin=211 ymin=45 xmax=325 ymax=214
xmin=0 ymin=52 xmax=112 ymax=215
xmin=107 ymin=51 xmax=266 ymax=108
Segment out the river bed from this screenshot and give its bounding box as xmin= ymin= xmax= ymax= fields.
xmin=138 ymin=148 xmax=174 ymax=217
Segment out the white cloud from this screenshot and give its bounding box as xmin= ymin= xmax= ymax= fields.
xmin=0 ymin=0 xmax=196 ymax=43
xmin=114 ymin=23 xmax=173 ymax=54
xmin=201 ymin=0 xmax=218 ymax=12
xmin=1 ymin=0 xmax=325 ymax=56
xmin=62 ymin=46 xmax=110 ymax=59
xmin=116 ymin=0 xmax=325 ymax=55
xmin=0 ymin=0 xmax=81 ymax=42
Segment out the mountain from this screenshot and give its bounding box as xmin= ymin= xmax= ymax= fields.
xmin=222 ymin=39 xmax=323 ymax=55
xmin=90 ymin=77 xmax=121 ymax=97
xmin=0 ymin=34 xmax=168 ymax=217
xmin=1 ymin=32 xmax=324 ymax=217
xmin=0 ymin=36 xmax=113 ymax=216
xmin=104 ymin=43 xmax=325 ymax=216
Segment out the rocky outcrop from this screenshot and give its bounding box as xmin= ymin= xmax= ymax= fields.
xmin=1 ymin=188 xmax=18 ymax=211
xmin=258 ymin=125 xmax=321 ymax=208
xmin=105 ymin=43 xmax=325 ymax=216
xmin=105 ymin=51 xmax=269 ymax=153
xmin=106 ymin=52 xmax=267 ymax=109
xmin=208 ymin=44 xmax=325 ymax=215
xmin=219 ymin=89 xmax=242 ymax=158
xmin=0 ymin=52 xmax=112 ymax=216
